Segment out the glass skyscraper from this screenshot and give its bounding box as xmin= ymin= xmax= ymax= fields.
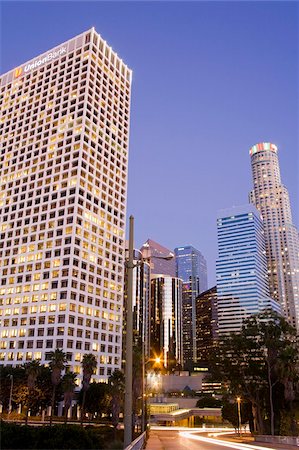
xmin=216 ymin=205 xmax=281 ymax=334
xmin=150 ymin=274 xmax=183 ymax=369
xmin=175 ymin=245 xmax=207 ymax=367
xmin=249 ymin=142 xmax=299 ymax=330
xmin=195 ymin=286 xmax=218 ymax=365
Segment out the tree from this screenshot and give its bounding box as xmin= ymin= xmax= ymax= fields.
xmin=24 ymin=360 xmax=41 ymax=423
xmin=48 ymin=349 xmax=67 ymax=425
xmin=61 ymin=371 xmax=77 ymax=424
xmin=108 ymin=370 xmax=125 ymax=436
xmin=80 ymin=353 xmax=97 ymax=425
xmin=78 ymin=382 xmax=111 ymax=417
xmin=209 ymin=310 xmax=299 ymax=436
xmin=196 ymin=396 xmax=222 ymax=408
xmin=222 ymin=398 xmax=253 ymax=429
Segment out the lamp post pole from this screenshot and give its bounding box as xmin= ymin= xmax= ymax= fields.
xmin=124 ymin=216 xmax=134 ymax=448
xmin=237 ymin=397 xmax=242 ymax=436
xmin=8 ymin=374 xmax=13 ymax=414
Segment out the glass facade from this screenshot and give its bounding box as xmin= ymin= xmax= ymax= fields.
xmin=216 ymin=205 xmax=281 ymax=335
xmin=195 ymin=286 xmax=218 ymax=365
xmin=140 ymin=239 xmax=176 ymax=277
xmin=150 ymin=275 xmax=183 ymax=369
xmin=174 ymin=246 xmax=207 ymax=367
xmin=123 ymin=249 xmax=151 ymax=361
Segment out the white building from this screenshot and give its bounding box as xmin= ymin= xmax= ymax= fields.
xmin=0 ymin=28 xmax=132 ymax=381
xmin=249 ymin=143 xmax=299 ymax=330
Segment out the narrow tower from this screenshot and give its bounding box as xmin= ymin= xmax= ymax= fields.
xmin=249 ymin=143 xmax=299 ymax=329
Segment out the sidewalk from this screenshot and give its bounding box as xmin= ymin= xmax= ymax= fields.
xmin=145 ymin=430 xmax=164 ymax=449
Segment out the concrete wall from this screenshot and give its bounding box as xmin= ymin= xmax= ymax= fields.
xmin=255 ymin=435 xmax=299 ymax=447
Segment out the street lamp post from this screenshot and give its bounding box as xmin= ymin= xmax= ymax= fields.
xmin=141 ymin=357 xmax=162 ymax=432
xmin=8 ymin=374 xmax=13 ymax=414
xmin=236 ymin=397 xmax=242 ymax=436
xmin=124 ymin=216 xmax=134 ymax=448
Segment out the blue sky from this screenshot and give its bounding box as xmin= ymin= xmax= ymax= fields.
xmin=1 ymin=1 xmax=298 ymax=286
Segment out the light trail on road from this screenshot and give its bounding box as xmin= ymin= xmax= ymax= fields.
xmin=179 ymin=431 xmax=277 ymax=450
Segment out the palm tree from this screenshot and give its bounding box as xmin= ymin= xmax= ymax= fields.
xmin=24 ymin=360 xmax=41 ymax=424
xmin=109 ymin=369 xmax=125 ymax=438
xmin=61 ymin=371 xmax=77 ymax=424
xmin=80 ymin=353 xmax=97 ymax=425
xmin=48 ymin=349 xmax=67 ymax=426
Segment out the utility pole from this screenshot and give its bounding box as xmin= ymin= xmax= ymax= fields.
xmin=124 ymin=216 xmax=134 ymax=448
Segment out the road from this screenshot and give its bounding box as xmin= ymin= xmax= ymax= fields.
xmin=146 ymin=429 xmax=297 ymax=450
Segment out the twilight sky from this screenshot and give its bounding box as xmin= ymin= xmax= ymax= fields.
xmin=1 ymin=1 xmax=298 ymax=286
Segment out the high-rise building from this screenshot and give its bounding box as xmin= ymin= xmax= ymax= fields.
xmin=249 ymin=142 xmax=299 ymax=329
xmin=0 ymin=28 xmax=132 ymax=381
xmin=140 ymin=239 xmax=176 ymax=277
xmin=140 ymin=239 xmax=183 ymax=369
xmin=195 ymin=286 xmax=218 ymax=365
xmin=174 ymin=245 xmax=207 ymax=368
xmin=150 ymin=274 xmax=183 ymax=369
xmin=216 ymin=205 xmax=281 ymax=334
xmin=123 ymin=248 xmax=151 ymax=360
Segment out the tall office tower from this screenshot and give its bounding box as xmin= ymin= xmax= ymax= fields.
xmin=0 ymin=28 xmax=132 ymax=382
xmin=249 ymin=142 xmax=299 ymax=329
xmin=140 ymin=239 xmax=176 ymax=277
xmin=123 ymin=248 xmax=151 ymax=360
xmin=216 ymin=205 xmax=281 ymax=334
xmin=150 ymin=274 xmax=183 ymax=369
xmin=140 ymin=239 xmax=183 ymax=369
xmin=195 ymin=286 xmax=218 ymax=366
xmin=174 ymin=245 xmax=207 ymax=368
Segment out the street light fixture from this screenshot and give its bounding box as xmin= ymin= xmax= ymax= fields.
xmin=236 ymin=397 xmax=242 ymax=436
xmin=124 ymin=229 xmax=175 ymax=447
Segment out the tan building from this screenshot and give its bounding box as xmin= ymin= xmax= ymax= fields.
xmin=0 ymin=28 xmax=132 ymax=381
xmin=249 ymin=142 xmax=299 ymax=329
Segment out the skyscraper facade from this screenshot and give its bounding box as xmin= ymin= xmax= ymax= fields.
xmin=216 ymin=205 xmax=281 ymax=334
xmin=140 ymin=239 xmax=176 ymax=277
xmin=174 ymin=245 xmax=207 ymax=368
xmin=150 ymin=274 xmax=183 ymax=369
xmin=195 ymin=286 xmax=218 ymax=365
xmin=249 ymin=142 xmax=299 ymax=329
xmin=123 ymin=248 xmax=151 ymax=360
xmin=0 ymin=28 xmax=131 ymax=381
xmin=140 ymin=239 xmax=183 ymax=369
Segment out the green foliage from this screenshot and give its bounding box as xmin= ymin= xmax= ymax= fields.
xmin=196 ymin=396 xmax=222 ymax=408
xmin=108 ymin=370 xmax=125 ymax=428
xmin=221 ymin=399 xmax=253 ymax=428
xmin=81 ymin=353 xmax=97 ymax=391
xmin=78 ymin=382 xmax=111 ymax=416
xmin=209 ymin=310 xmax=299 ymax=435
xmin=1 ymin=422 xmax=118 ymax=449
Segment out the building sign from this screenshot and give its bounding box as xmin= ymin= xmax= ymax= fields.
xmin=14 ymin=67 xmax=23 ymax=78
xmin=24 ymin=47 xmax=67 ymax=72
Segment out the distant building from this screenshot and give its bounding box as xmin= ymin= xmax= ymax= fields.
xmin=249 ymin=142 xmax=299 ymax=330
xmin=123 ymin=248 xmax=151 ymax=361
xmin=150 ymin=274 xmax=183 ymax=369
xmin=216 ymin=205 xmax=281 ymax=334
xmin=195 ymin=286 xmax=218 ymax=365
xmin=140 ymin=239 xmax=176 ymax=277
xmin=174 ymin=246 xmax=207 ymax=368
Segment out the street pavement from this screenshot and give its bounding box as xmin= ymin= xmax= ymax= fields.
xmin=146 ymin=429 xmax=299 ymax=450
